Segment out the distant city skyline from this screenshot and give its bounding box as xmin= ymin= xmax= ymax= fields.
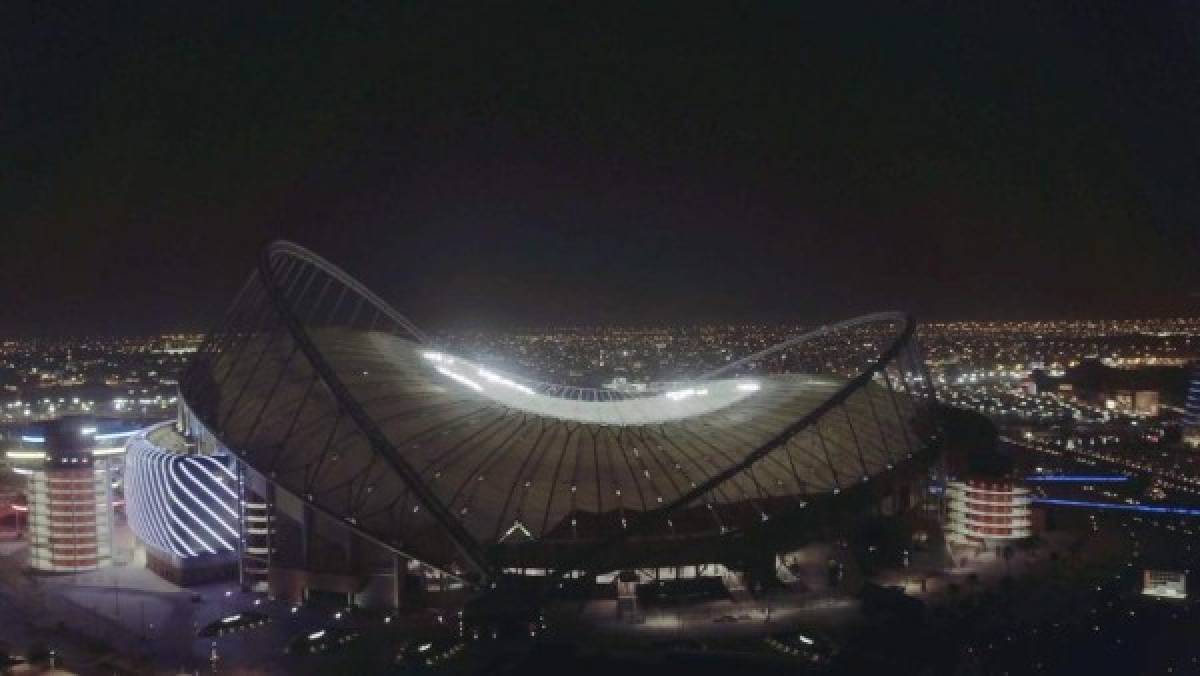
xmin=1 ymin=243 xmax=1198 ymax=673
xmin=3 ymin=314 xmax=1200 ymax=341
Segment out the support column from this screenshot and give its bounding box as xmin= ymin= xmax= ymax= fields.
xmin=300 ymin=503 xmax=315 ymax=570
xmin=392 ymin=554 xmax=406 ymax=610
xmin=616 ymin=570 xmax=639 ymax=621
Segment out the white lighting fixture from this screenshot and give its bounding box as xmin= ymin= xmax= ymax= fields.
xmin=91 ymin=447 xmax=126 ymax=456
xmin=665 ymin=387 xmax=707 ymax=401
xmin=19 ymin=436 xmax=45 ymax=443
xmin=6 ymin=451 xmax=45 ymax=460
xmin=308 ymin=630 xmax=326 ymax=640
xmin=435 ymin=366 xmax=483 ymax=392
xmin=477 ymin=368 xmax=534 ymax=394
xmin=736 ymin=382 xmax=761 ymax=392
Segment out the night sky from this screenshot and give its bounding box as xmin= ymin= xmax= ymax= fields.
xmin=4 ymin=2 xmax=1199 ymax=335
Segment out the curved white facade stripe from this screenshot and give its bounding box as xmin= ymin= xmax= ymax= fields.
xmin=125 ymin=424 xmax=239 ymax=558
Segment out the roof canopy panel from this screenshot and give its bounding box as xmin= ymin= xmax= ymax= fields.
xmin=180 ymin=241 xmax=939 ymax=580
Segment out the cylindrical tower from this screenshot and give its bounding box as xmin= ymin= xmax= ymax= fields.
xmin=23 ymin=418 xmax=114 ymax=573
xmin=945 ymin=478 xmax=1032 ymax=547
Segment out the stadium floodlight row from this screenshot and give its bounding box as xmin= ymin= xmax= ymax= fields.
xmin=178 ymin=241 xmax=940 ymax=586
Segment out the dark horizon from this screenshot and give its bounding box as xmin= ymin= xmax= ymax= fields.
xmin=5 ymin=2 xmax=1200 ymax=336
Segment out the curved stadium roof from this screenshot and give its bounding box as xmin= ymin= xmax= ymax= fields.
xmin=181 ymin=241 xmax=939 ymax=582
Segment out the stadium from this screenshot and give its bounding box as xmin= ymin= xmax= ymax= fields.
xmin=163 ymin=241 xmax=941 ymax=608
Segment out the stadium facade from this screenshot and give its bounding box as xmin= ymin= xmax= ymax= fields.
xmin=131 ymin=241 xmax=942 ymax=607
xmin=124 ymin=423 xmax=240 ymax=584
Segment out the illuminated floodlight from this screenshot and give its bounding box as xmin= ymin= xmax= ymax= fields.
xmin=6 ymin=451 xmax=45 ymax=460
xmin=221 ymin=614 xmax=242 ymax=624
xmin=19 ymin=436 xmax=45 ymax=443
xmin=11 ymin=468 xmax=33 ymax=476
xmin=477 ymin=368 xmax=535 ymax=395
xmin=665 ymin=388 xmax=707 ymax=401
xmin=736 ymin=382 xmax=761 ymax=392
xmin=308 ymin=630 xmax=326 ymax=640
xmin=422 ymin=351 xmax=454 ymax=364
xmin=797 ymin=634 xmax=815 ymax=645
xmin=80 ymin=427 xmax=97 ymax=436
xmin=435 ymin=366 xmax=483 ymax=392
xmin=94 ymin=430 xmax=135 ymax=441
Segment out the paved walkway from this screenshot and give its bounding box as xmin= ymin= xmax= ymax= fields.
xmin=550 ymin=593 xmax=860 ymax=642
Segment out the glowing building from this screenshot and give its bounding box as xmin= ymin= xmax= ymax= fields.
xmin=139 ymin=241 xmax=941 ymax=606
xmin=7 ymin=418 xmax=116 ymax=573
xmin=945 ymin=478 xmax=1032 ymax=547
xmin=1184 ymin=362 xmax=1200 ymax=448
xmin=123 ymin=423 xmax=241 ymax=584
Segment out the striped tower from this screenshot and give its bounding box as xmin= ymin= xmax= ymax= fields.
xmin=1184 ymin=362 xmax=1200 ymax=448
xmin=124 ymin=423 xmax=241 ymax=583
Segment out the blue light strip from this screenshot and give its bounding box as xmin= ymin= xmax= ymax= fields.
xmin=1032 ymin=498 xmax=1200 ymax=517
xmin=1024 ymin=475 xmax=1129 ymax=483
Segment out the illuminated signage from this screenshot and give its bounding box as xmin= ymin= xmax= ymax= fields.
xmin=1142 ymin=570 xmax=1186 ymax=600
